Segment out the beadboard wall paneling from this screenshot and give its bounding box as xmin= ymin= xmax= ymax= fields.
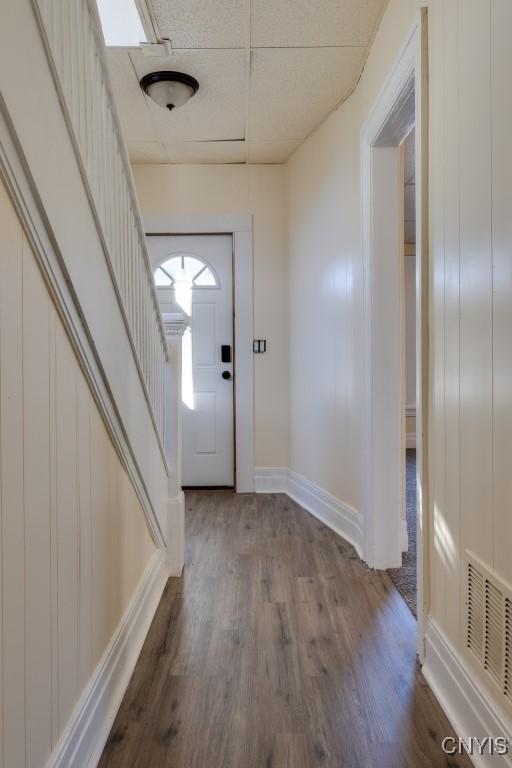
xmin=0 ymin=178 xmax=156 ymax=768
xmin=428 ymin=0 xmax=512 ymax=648
xmin=0 ymin=0 xmax=169 ymax=541
xmin=35 ymin=0 xmax=168 ymax=445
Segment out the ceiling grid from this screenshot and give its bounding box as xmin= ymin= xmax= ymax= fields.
xmin=107 ymin=0 xmax=389 ymax=164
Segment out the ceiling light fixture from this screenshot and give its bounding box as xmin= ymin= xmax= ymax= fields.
xmin=139 ymin=71 xmax=199 ymax=111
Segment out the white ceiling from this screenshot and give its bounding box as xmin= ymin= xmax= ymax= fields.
xmin=106 ymin=0 xmax=389 ymax=164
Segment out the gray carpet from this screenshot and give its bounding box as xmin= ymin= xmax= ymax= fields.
xmin=387 ymin=449 xmax=417 ymax=617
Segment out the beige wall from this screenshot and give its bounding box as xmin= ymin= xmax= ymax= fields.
xmin=133 ymin=163 xmax=289 ymax=469
xmin=0 ymin=178 xmax=156 ymax=767
xmin=286 ymin=0 xmax=423 ymax=511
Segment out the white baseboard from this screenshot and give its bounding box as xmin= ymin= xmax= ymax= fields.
xmin=47 ymin=550 xmax=168 ymax=768
xmin=423 ymin=619 xmax=512 ymax=768
xmin=254 ymin=467 xmax=289 ymax=493
xmin=406 ymin=432 xmax=416 ymax=449
xmin=167 ymin=491 xmax=185 ymax=576
xmin=254 ymin=467 xmax=363 ymax=559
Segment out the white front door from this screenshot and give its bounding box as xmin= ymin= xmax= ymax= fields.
xmin=149 ymin=234 xmax=234 ymax=487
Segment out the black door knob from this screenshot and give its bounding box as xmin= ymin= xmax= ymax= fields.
xmin=222 ymin=370 xmax=232 ymax=380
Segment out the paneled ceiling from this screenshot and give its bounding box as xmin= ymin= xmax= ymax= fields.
xmin=106 ymin=0 xmax=389 ymax=164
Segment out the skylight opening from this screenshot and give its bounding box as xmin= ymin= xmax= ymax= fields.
xmin=96 ymin=0 xmax=148 ymax=47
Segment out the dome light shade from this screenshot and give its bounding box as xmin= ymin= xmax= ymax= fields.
xmin=139 ymin=71 xmax=199 ymax=111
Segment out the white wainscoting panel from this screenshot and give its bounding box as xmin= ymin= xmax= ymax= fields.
xmin=0 ymin=178 xmax=159 ymax=768
xmin=401 ymin=518 xmax=409 ymax=553
xmin=34 ymin=0 xmax=169 ymax=445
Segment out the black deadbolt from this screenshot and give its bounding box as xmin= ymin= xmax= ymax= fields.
xmin=222 ymin=370 xmax=231 ymax=380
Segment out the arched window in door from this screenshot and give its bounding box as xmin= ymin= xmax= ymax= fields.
xmin=154 ymin=254 xmax=218 ymax=288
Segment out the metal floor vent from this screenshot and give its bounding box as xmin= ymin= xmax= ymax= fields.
xmin=466 ymin=552 xmax=512 ymax=706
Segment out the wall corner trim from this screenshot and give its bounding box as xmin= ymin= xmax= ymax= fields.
xmin=423 ymin=619 xmax=512 ymax=768
xmin=254 ymin=468 xmax=363 ymax=559
xmin=46 ymin=550 xmax=168 ymax=768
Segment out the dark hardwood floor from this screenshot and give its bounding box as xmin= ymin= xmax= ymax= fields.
xmin=99 ymin=491 xmax=471 ymax=768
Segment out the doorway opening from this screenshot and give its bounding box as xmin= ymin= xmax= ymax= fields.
xmin=149 ymin=234 xmax=235 ymax=488
xmin=361 ymin=11 xmax=428 ymax=656
xmin=388 ymin=127 xmax=418 ymax=616
xmin=145 ymin=213 xmax=255 ymax=494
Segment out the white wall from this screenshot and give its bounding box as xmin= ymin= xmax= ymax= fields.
xmin=0 ymin=178 xmax=156 ymax=767
xmin=133 ymin=163 xmax=290 ymax=470
xmin=0 ymin=0 xmax=170 ymax=540
xmin=286 ymin=0 xmax=423 ymax=512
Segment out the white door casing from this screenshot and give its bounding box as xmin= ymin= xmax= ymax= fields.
xmin=144 ymin=213 xmax=254 ymax=493
xmin=149 ymin=234 xmax=234 ymax=487
xmin=361 ymin=11 xmax=429 ymax=659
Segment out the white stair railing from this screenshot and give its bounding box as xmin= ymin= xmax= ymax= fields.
xmin=34 ymin=0 xmax=169 ymax=446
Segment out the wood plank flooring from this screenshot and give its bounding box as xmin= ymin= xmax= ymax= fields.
xmin=99 ymin=491 xmax=471 ymax=768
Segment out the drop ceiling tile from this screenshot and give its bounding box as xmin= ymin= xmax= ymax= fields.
xmin=248 ymin=140 xmax=300 ymax=163
xmin=107 ymin=50 xmax=156 ymax=140
xmin=251 ymin=0 xmax=387 ymax=47
xmin=127 ymin=141 xmax=167 ymax=163
xmin=151 ymin=0 xmax=249 ymax=48
xmin=131 ymin=50 xmax=247 ymax=142
xmin=163 ymin=141 xmax=247 ymax=163
xmin=249 ymin=47 xmax=365 ymax=141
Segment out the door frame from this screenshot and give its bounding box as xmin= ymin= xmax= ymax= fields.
xmin=145 ymin=214 xmax=255 ymax=493
xmin=360 ymin=9 xmax=429 ymax=658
